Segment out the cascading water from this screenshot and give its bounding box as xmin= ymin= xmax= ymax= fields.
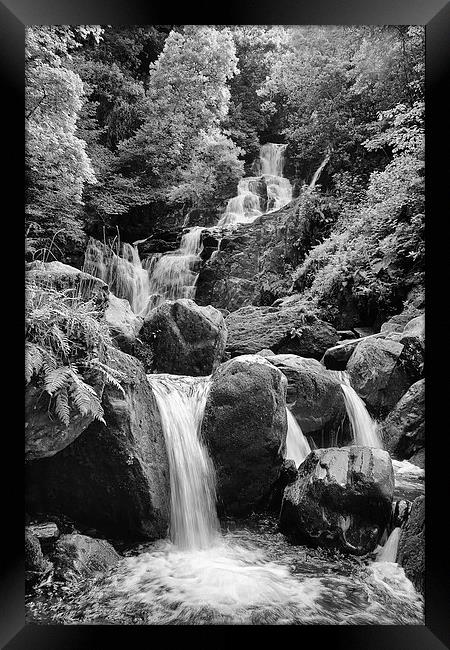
xmin=83 ymin=239 xmax=150 ymax=314
xmin=376 ymin=527 xmax=401 ymax=563
xmin=336 ymin=371 xmax=383 ymax=448
xmin=146 ymin=374 xmax=219 ymax=550
xmin=82 ymin=227 xmax=205 ymax=316
xmin=218 ymin=143 xmax=292 ymax=226
xmin=144 ymin=226 xmax=204 ymax=312
xmin=285 ymin=408 xmax=311 ymax=468
xmin=308 ymin=150 xmax=331 ymax=191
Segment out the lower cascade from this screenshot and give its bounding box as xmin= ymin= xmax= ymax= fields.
xmin=285 ymin=408 xmax=311 ymax=468
xmin=49 ymin=373 xmax=424 ymax=625
xmin=337 ymin=371 xmax=383 ymax=448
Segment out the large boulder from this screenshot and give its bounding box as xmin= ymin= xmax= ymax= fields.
xmin=279 ymin=446 xmax=394 ymax=555
xmin=140 ymin=299 xmax=227 ymax=376
xmin=321 ymin=333 xmax=386 ymax=371
xmin=264 ymin=354 xmax=350 ymax=445
xmin=52 ymin=534 xmax=120 ymax=581
xmin=397 ymin=495 xmax=425 ymax=595
xmin=25 ymin=368 xmax=106 ymax=461
xmin=26 ymin=348 xmax=170 ymax=541
xmin=346 ymin=337 xmax=422 ymax=418
xmin=201 ymin=355 xmax=288 ymax=516
xmin=225 ymin=304 xmax=338 ymax=360
xmin=27 ymin=261 xmax=109 ymax=312
xmin=382 ymin=379 xmax=425 ymax=462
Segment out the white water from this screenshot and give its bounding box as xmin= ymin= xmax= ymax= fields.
xmin=144 ymin=226 xmax=204 ymax=313
xmin=218 ymin=143 xmax=292 ymax=226
xmin=308 ymin=150 xmax=331 ymax=191
xmin=376 ymin=527 xmax=401 ymax=563
xmin=146 ymin=374 xmax=218 ymax=550
xmin=82 ymin=227 xmax=205 ymax=316
xmin=336 ymin=371 xmax=383 ymax=448
xmin=83 ymin=239 xmax=150 ymax=314
xmin=285 ymin=408 xmax=311 ymax=468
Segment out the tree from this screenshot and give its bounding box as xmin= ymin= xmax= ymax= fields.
xmin=25 ymin=26 xmax=101 ymax=258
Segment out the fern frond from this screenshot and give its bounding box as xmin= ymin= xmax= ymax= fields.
xmin=68 ymin=372 xmax=105 ymax=423
xmin=87 ymin=358 xmax=126 ymax=396
xmin=54 ymin=388 xmax=70 ymax=426
xmin=25 ymin=342 xmax=45 ymax=384
xmin=44 ymin=367 xmax=73 ymax=395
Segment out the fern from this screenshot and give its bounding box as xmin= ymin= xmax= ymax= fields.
xmin=54 ymin=388 xmax=70 ymax=426
xmin=86 ymin=358 xmax=126 ymax=396
xmin=44 ymin=367 xmax=73 ymax=395
xmin=68 ymin=371 xmax=105 ymax=424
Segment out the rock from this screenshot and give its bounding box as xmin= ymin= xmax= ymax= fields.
xmin=397 ymin=495 xmax=425 ymax=595
xmin=257 ymin=349 xmax=276 ymax=357
xmin=321 ymin=334 xmax=386 ymax=371
xmin=402 ymin=314 xmax=425 ymax=342
xmin=26 ymin=348 xmax=170 ymax=542
xmin=225 ymin=304 xmax=338 ymax=360
xmin=347 ymin=337 xmax=422 ymax=418
xmin=390 ymin=500 xmax=412 ymax=530
xmin=409 ymin=449 xmax=425 ymax=469
xmin=52 ymin=534 xmax=119 ymax=581
xmin=381 ymin=308 xmax=423 ymax=334
xmin=104 ymin=293 xmax=153 ymax=369
xmin=382 ymin=379 xmax=425 ymax=460
xmin=25 ymin=530 xmax=48 ymax=581
xmin=27 ymin=261 xmax=109 ymax=311
xmin=25 ymin=368 xmax=107 ymax=461
xmin=201 ymin=355 xmax=288 ymax=516
xmin=105 ymin=293 xmax=143 ymax=344
xmin=265 ymin=354 xmax=349 ymax=445
xmin=266 ymin=459 xmax=298 ymax=513
xmin=279 ymin=446 xmax=394 ymax=555
xmin=140 ymin=298 xmax=227 ymax=376
xmin=27 ymin=522 xmax=60 ymax=550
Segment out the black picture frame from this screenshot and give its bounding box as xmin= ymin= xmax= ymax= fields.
xmin=1 ymin=1 xmax=449 ymax=647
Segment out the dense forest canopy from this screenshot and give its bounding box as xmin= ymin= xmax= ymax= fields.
xmin=25 ymin=24 xmax=424 ymax=321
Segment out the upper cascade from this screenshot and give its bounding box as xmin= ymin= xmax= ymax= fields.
xmin=218 ymin=143 xmax=293 ymax=226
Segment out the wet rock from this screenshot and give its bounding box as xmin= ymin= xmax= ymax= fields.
xmin=52 ymin=534 xmax=120 ymax=581
xmin=397 ymin=495 xmax=425 ymax=595
xmin=104 ymin=293 xmax=153 ymax=369
xmin=279 ymin=446 xmax=394 ymax=555
xmin=382 ymin=379 xmax=425 ymax=461
xmin=409 ymin=449 xmax=425 ymax=469
xmin=347 ymin=337 xmax=422 ymax=418
xmin=321 ymin=334 xmax=386 ymax=371
xmin=141 ymin=298 xmax=227 ymax=376
xmin=265 ymin=354 xmax=349 ymax=445
xmin=25 ymin=368 xmax=107 ymax=462
xmin=266 ymin=459 xmax=298 ymax=513
xmin=225 ymin=304 xmax=338 ymax=360
xmin=202 ymin=355 xmax=288 ymax=516
xmin=26 ymin=348 xmax=170 ymax=542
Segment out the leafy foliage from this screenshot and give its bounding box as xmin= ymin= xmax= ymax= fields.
xmin=25 ymin=280 xmax=125 ymax=426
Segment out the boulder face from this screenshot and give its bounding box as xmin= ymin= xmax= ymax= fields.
xmin=104 ymin=293 xmax=152 ymax=369
xmin=397 ymin=495 xmax=425 ymax=595
xmin=279 ymin=446 xmax=394 ymax=555
xmin=201 ymin=355 xmax=288 ymax=516
xmin=26 ymin=348 xmax=170 ymax=542
xmin=225 ymin=304 xmax=338 ymax=361
xmin=25 ymin=369 xmax=106 ymax=462
xmin=52 ymin=534 xmax=120 ymax=581
xmin=346 ymin=337 xmax=422 ymax=418
xmin=140 ymin=299 xmax=227 ymax=376
xmin=264 ymin=354 xmax=350 ymax=445
xmin=382 ymin=379 xmax=425 ymax=462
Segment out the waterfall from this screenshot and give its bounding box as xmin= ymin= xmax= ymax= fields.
xmin=83 ymin=239 xmax=150 ymax=314
xmin=308 ymin=150 xmax=331 ymax=191
xmin=144 ymin=226 xmax=205 ymax=313
xmin=82 ymin=227 xmax=205 ymax=316
xmin=147 ymin=374 xmax=219 ymax=550
xmin=285 ymin=408 xmax=311 ymax=468
xmin=376 ymin=527 xmax=401 ymax=563
xmin=336 ymin=371 xmax=383 ymax=448
xmin=218 ymin=143 xmax=292 ymax=226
